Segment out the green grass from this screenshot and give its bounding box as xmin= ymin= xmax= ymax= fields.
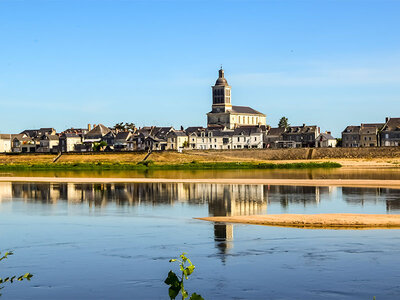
xmin=0 ymin=161 xmax=341 ymax=170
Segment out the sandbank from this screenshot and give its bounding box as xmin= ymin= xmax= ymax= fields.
xmin=196 ymin=214 xmax=400 ymax=229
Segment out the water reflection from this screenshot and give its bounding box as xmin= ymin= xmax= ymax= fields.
xmin=1 ymin=182 xmax=400 ymax=262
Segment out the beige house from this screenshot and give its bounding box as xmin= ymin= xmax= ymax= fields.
xmin=167 ymin=130 xmax=188 ymax=151
xmin=0 ymin=134 xmax=12 ymax=153
xmin=315 ymin=132 xmax=337 ymax=148
xmin=191 ymin=127 xmax=263 ymax=150
xmin=59 ymin=133 xmax=82 ymax=152
xmin=207 ymin=68 xmax=266 ymax=129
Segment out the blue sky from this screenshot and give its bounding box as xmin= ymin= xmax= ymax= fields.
xmin=1 ymin=0 xmax=400 ymax=137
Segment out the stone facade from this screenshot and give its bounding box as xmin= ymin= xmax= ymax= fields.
xmin=207 ymin=68 xmax=266 ymax=129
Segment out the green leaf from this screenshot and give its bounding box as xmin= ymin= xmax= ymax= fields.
xmin=168 ymin=286 xmax=180 ymax=300
xmin=189 ymin=293 xmax=204 ymax=300
xmin=165 ymin=271 xmax=180 ymax=287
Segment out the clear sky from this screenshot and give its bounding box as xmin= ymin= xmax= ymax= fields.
xmin=1 ymin=0 xmax=399 ymax=137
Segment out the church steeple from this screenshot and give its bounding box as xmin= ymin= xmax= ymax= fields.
xmin=212 ymin=67 xmax=232 ymax=112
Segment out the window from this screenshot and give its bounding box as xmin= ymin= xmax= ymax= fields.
xmin=214 ymin=138 xmax=217 ymax=142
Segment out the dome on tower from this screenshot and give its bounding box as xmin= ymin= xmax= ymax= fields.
xmin=215 ymin=68 xmax=229 ymax=86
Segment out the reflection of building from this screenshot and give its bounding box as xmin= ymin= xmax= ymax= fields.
xmin=264 ymin=185 xmax=334 ymax=208
xmin=0 ymin=182 xmax=12 ymax=202
xmin=204 ymin=184 xmax=267 ymax=260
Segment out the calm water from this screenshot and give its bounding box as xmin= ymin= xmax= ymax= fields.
xmin=1 ymin=181 xmax=400 ymax=299
xmin=3 ymin=167 xmax=400 ymax=180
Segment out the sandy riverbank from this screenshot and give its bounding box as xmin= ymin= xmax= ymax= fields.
xmin=196 ymin=214 xmax=400 ymax=229
xmin=2 ymin=176 xmax=400 ymax=189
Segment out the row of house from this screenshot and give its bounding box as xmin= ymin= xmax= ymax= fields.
xmin=342 ymin=117 xmax=400 ymax=147
xmin=0 ymin=122 xmax=335 ymax=153
xmin=2 ymin=117 xmax=400 ymax=153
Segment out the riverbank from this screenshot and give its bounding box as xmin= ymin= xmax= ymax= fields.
xmin=0 ymin=161 xmax=341 ymax=170
xmin=1 ymin=149 xmax=400 ymax=169
xmin=2 ymin=177 xmax=400 ymax=189
xmin=196 ymin=214 xmax=400 ymax=229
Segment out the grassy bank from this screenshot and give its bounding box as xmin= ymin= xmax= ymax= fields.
xmin=0 ymin=161 xmax=341 ymax=170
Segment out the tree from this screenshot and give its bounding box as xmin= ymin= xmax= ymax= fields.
xmin=278 ymin=117 xmax=290 ymax=129
xmin=336 ymin=138 xmax=342 ymax=147
xmin=113 ymin=122 xmax=136 ymax=132
xmin=113 ymin=122 xmax=125 ymax=131
xmin=92 ymin=141 xmax=107 ymax=152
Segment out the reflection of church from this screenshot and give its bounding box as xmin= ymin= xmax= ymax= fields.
xmin=204 ymin=184 xmax=268 ymax=259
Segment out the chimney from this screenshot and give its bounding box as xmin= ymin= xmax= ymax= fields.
xmin=88 ymin=124 xmax=91 ymax=131
xmin=386 ymin=117 xmax=389 ymax=123
xmin=302 ymin=123 xmax=305 ymax=127
xmin=93 ymin=124 xmax=97 ymax=128
xmin=327 ymin=131 xmax=331 ymax=135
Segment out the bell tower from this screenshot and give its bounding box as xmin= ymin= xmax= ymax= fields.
xmin=212 ymin=67 xmax=232 ymax=113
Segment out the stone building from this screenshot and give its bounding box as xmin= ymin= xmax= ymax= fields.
xmin=207 ymin=68 xmax=266 ymax=129
xmin=281 ymin=125 xmax=320 ymax=148
xmin=380 ymin=117 xmax=400 ymax=146
xmin=360 ymin=123 xmax=384 ymax=147
xmin=342 ymin=126 xmax=361 ymax=148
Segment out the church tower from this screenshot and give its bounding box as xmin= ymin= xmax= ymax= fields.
xmin=211 ymin=68 xmax=232 ymax=113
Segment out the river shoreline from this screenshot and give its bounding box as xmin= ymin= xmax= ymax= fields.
xmin=2 ymin=176 xmax=400 ymax=189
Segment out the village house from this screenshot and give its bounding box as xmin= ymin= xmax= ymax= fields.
xmin=0 ymin=134 xmax=12 ymax=153
xmin=194 ymin=129 xmax=233 ymax=150
xmin=360 ymin=123 xmax=384 ymax=147
xmin=232 ymin=127 xmax=263 ymax=149
xmin=12 ymin=134 xmax=36 ymax=153
xmin=380 ymin=117 xmax=400 ymax=146
xmin=280 ymin=125 xmax=320 ymax=148
xmin=191 ymin=127 xmax=263 ymax=150
xmin=166 ymin=130 xmax=188 ymax=151
xmin=264 ymin=127 xmax=286 ymax=148
xmin=80 ymin=124 xmax=112 ymax=151
xmin=21 ymin=128 xmax=56 ymax=139
xmin=315 ymin=132 xmax=337 ymax=148
xmin=114 ymin=131 xmax=133 ymax=151
xmin=342 ymin=126 xmax=361 ymax=148
xmin=59 ymin=133 xmax=82 ymax=152
xmin=37 ymin=134 xmax=60 ymax=153
xmin=142 ymin=127 xmax=173 ymax=151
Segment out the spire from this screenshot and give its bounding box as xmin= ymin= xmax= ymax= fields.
xmin=219 ymin=66 xmax=224 ymax=78
xmin=215 ymin=67 xmax=228 ymax=86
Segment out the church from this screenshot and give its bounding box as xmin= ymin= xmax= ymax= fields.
xmin=207 ymin=68 xmax=266 ymax=129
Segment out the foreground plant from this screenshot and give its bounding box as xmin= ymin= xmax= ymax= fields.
xmin=164 ymin=253 xmax=204 ymax=300
xmin=0 ymin=251 xmax=33 ymax=296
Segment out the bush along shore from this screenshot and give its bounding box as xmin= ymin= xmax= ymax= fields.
xmin=0 ymin=161 xmax=341 ymax=170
